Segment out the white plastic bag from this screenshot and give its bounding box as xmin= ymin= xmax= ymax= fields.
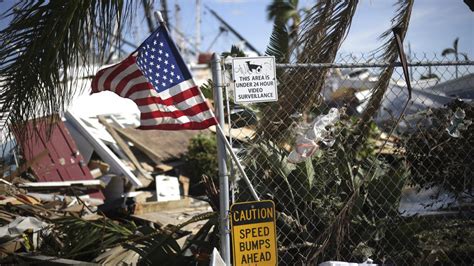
xmin=288 ymin=108 xmax=340 ymax=163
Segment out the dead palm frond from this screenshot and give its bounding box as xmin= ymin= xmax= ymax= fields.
xmin=303 ymin=1 xmax=414 ymax=263
xmin=45 ymin=215 xmax=137 ymax=261
xmin=258 ymin=0 xmax=359 ymax=143
xmin=352 ymin=0 xmax=414 ymax=149
xmin=0 ymin=1 xmax=134 ymax=134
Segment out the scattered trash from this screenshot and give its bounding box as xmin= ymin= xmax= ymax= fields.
xmin=446 ymin=107 xmax=472 ymax=137
xmin=0 ymin=216 xmax=48 ymax=245
xmin=288 ymin=108 xmax=340 ymax=163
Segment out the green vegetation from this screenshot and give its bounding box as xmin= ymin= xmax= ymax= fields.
xmin=184 ymin=134 xmax=218 ymax=195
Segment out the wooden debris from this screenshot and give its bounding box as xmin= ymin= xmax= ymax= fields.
xmin=179 ymin=175 xmax=190 ymax=197
xmin=114 ymin=126 xmax=205 ymax=163
xmin=98 ymin=116 xmax=153 ymax=181
xmin=88 ymin=160 xmax=110 ymax=175
xmin=156 ymin=163 xmax=174 ymax=172
xmin=18 ymin=180 xmax=105 ymax=190
xmin=65 ymin=111 xmax=143 ymax=187
xmin=134 ymin=198 xmax=191 ymax=215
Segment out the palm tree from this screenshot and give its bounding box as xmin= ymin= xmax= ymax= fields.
xmin=265 ymin=0 xmax=302 ymax=63
xmin=267 ymin=0 xmax=301 ymax=40
xmin=441 ymin=37 xmax=469 ymax=78
xmin=0 ymin=1 xmax=135 ymax=134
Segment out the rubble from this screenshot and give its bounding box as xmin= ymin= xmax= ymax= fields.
xmin=0 ymin=111 xmax=218 ymax=264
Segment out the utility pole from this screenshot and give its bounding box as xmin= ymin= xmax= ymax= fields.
xmin=141 ymin=0 xmax=156 ymax=33
xmin=160 ymin=0 xmax=169 ymax=26
xmin=196 ymin=0 xmax=202 ymax=57
xmin=174 ymin=3 xmax=184 ymax=53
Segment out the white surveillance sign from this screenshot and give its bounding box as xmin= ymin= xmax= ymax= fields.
xmin=232 ymin=56 xmax=278 ymax=103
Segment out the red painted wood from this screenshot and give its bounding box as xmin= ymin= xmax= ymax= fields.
xmin=13 ymin=116 xmax=104 ymax=199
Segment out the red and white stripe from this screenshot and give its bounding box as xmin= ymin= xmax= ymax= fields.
xmin=91 ymin=54 xmax=216 ymax=130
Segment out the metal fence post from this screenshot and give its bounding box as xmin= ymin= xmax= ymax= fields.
xmin=211 ymin=53 xmax=231 ymax=265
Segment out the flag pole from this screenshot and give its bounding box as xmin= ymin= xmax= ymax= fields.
xmin=211 ymin=52 xmax=232 ymax=265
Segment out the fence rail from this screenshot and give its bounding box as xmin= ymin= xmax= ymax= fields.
xmin=220 ymin=56 xmax=474 ymax=265
xmin=276 ymin=60 xmax=474 ymax=68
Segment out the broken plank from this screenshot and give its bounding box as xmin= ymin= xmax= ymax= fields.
xmin=114 ymin=127 xmax=164 ymax=164
xmin=97 ymin=116 xmax=153 ymax=181
xmin=18 ymin=180 xmax=105 ymax=190
xmin=65 ymin=111 xmax=142 ymax=187
xmin=134 ymin=198 xmax=191 ymax=215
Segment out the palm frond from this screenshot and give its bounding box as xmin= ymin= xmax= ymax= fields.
xmin=265 ymin=22 xmax=290 ymax=63
xmin=124 ymin=212 xmax=217 ymax=265
xmin=0 ymin=1 xmax=135 ymax=134
xmin=441 ymin=48 xmax=456 ymax=56
xmin=453 ymin=37 xmax=459 ymax=51
xmin=257 ymin=0 xmax=359 ymax=143
xmin=267 ymin=0 xmax=298 ymax=22
xmin=352 ymin=0 xmax=414 ymax=148
xmin=44 ymin=216 xmax=137 ymax=261
xmin=460 ymin=52 xmax=469 ymax=61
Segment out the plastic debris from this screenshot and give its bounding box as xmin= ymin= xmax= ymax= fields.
xmin=446 ymin=107 xmax=472 ymax=138
xmin=288 ymin=108 xmax=340 ymax=163
xmin=290 ymin=112 xmax=303 ymax=119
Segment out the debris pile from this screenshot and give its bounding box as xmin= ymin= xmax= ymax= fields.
xmin=0 ymin=111 xmax=218 ymax=264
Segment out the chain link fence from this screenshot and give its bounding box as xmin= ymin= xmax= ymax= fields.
xmin=220 ymin=54 xmax=474 ymax=265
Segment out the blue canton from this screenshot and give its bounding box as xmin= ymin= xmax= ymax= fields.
xmin=136 ymin=28 xmax=191 ymax=93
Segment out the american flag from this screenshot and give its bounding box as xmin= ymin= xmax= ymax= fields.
xmin=91 ymin=26 xmax=216 ymax=130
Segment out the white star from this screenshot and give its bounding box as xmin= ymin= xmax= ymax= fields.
xmin=171 ymin=65 xmax=175 ymax=69
xmin=160 ymin=42 xmax=164 ymax=47
xmin=155 ymin=33 xmax=159 ymax=37
xmin=153 ymin=40 xmax=157 ymax=45
xmin=169 ymin=79 xmax=173 ymax=83
xmin=159 ymin=50 xmax=163 ymax=54
xmin=163 ymin=76 xmax=167 ymax=80
xmin=162 ymin=82 xmax=166 ymax=86
xmin=155 ymin=79 xmax=159 ymax=83
xmin=157 ymin=65 xmax=161 ymax=69
xmin=164 ymin=60 xmax=168 ymax=65
xmin=144 ymin=58 xmax=148 ymax=62
xmin=165 ymin=53 xmax=169 ymax=57
xmin=150 ymin=62 xmax=154 ymax=66
xmin=148 ymin=69 xmax=153 ymax=73
xmin=158 ymin=57 xmax=162 ymax=62
xmin=151 ymin=53 xmax=155 ymax=57
xmin=164 ymin=69 xmax=168 ymax=73
xmin=177 ymin=75 xmax=181 ymax=80
xmin=155 ymin=73 xmax=160 ymax=77
xmin=146 ymin=44 xmax=150 ymax=49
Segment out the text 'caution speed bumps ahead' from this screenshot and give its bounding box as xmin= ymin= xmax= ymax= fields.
xmin=231 ymin=200 xmax=277 ymax=266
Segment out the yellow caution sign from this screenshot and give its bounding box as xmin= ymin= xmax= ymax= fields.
xmin=231 ymin=200 xmax=277 ymax=266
